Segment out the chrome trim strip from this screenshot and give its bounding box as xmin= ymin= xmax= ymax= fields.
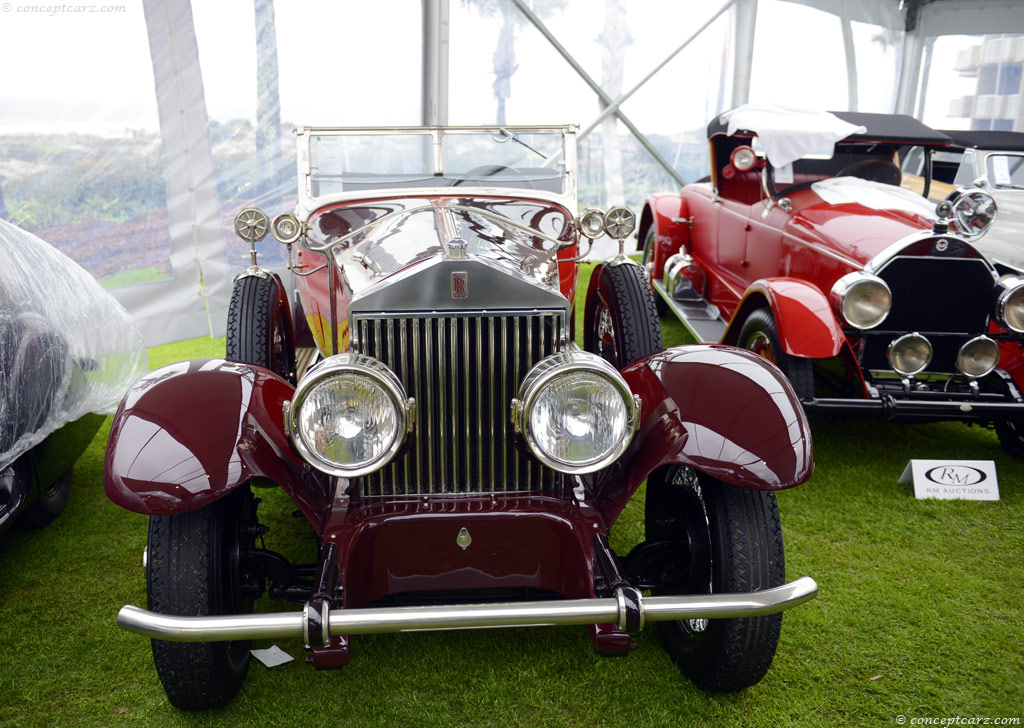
xmin=426 ymin=317 xmax=435 ymax=488
xmin=501 ymin=317 xmax=509 ymax=490
xmin=489 ymin=317 xmax=497 ymax=489
xmin=439 ymin=318 xmax=449 ymax=492
xmin=450 ymin=319 xmax=458 ymax=490
xmin=412 ymin=320 xmax=423 ymax=490
xmin=865 ymin=231 xmax=996 ymax=278
xmin=464 ymin=318 xmax=471 ymax=489
xmin=476 ymin=317 xmax=484 ymax=488
xmin=513 ymin=317 xmax=522 ymax=487
xmin=115 ymin=577 xmax=818 ymax=642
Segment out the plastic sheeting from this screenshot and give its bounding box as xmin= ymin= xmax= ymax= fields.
xmin=0 ymin=219 xmax=147 ymax=470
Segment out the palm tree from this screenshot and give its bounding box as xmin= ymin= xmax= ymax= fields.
xmin=254 ymin=0 xmax=282 ymax=210
xmin=464 ymin=0 xmax=564 ymax=124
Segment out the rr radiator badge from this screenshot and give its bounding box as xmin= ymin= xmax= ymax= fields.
xmin=456 ymin=527 xmax=472 ymax=550
xmin=451 ymin=271 xmax=468 ymax=299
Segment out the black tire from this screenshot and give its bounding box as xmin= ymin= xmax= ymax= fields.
xmin=737 ymin=308 xmax=814 ymax=400
xmin=583 ymin=262 xmax=663 ymax=369
xmin=20 ymin=467 xmax=71 ymax=529
xmin=147 ymin=489 xmax=257 ymax=710
xmin=645 ymin=466 xmax=785 ymax=692
xmin=995 ymin=420 xmax=1024 ymax=459
xmin=226 ymin=275 xmax=296 ymax=383
xmin=640 ymin=227 xmax=668 ymax=315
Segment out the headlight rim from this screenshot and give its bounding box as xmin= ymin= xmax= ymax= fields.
xmin=831 ymin=271 xmax=893 ymax=330
xmin=578 ymin=207 xmax=607 ymax=240
xmin=887 ymin=332 xmax=933 ymax=377
xmin=514 ymin=351 xmax=638 ymax=475
xmin=956 ymin=334 xmax=1000 ymax=379
xmin=287 ymin=353 xmax=412 ymax=477
xmin=945 ymin=186 xmax=997 ymax=240
xmin=995 ymin=276 xmax=1024 ymax=333
xmin=271 ymin=212 xmax=303 ymax=244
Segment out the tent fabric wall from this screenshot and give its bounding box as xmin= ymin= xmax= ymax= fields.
xmin=115 ymin=0 xmax=232 ymax=346
xmin=1 ymin=0 xmax=1012 ymax=347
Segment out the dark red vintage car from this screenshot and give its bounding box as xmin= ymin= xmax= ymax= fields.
xmin=104 ymin=126 xmax=816 ymax=709
xmin=639 ymin=106 xmax=1024 ymax=454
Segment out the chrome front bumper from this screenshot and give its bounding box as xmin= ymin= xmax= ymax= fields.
xmin=116 ymin=577 xmax=818 ymax=643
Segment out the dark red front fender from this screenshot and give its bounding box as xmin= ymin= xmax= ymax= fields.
xmin=104 ymin=359 xmax=331 ymax=528
xmin=591 ymin=345 xmax=813 ymax=526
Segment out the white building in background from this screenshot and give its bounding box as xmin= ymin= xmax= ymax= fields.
xmin=951 ymin=34 xmax=1024 ymax=131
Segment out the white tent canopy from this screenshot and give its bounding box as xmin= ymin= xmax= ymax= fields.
xmin=0 ymin=0 xmax=1019 ymax=345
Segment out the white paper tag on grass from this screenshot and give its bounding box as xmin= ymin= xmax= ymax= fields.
xmin=251 ymin=646 xmax=294 ymax=668
xmin=899 ymin=459 xmax=999 ymax=500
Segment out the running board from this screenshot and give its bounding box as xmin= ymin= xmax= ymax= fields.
xmin=653 ymin=280 xmax=727 ymax=344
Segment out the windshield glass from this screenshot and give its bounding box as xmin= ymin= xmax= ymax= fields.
xmin=985 ymin=153 xmax=1024 ymax=190
xmin=307 ymin=128 xmax=568 ymax=198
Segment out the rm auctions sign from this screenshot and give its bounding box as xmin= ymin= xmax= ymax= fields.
xmin=899 ymin=460 xmax=1000 ymax=501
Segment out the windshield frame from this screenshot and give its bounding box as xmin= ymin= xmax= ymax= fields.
xmin=295 ymin=125 xmax=578 ymax=218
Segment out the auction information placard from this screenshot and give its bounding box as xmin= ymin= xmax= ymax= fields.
xmin=899 ymin=460 xmax=999 ymax=501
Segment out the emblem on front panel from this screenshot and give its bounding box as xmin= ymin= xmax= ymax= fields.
xmin=452 ymin=271 xmax=468 ymax=299
xmin=456 ymin=527 xmax=472 ymax=550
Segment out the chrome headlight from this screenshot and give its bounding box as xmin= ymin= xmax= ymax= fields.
xmin=511 ymin=352 xmax=638 ymax=474
xmin=831 ymin=271 xmax=892 ymax=330
xmin=945 ymin=187 xmax=997 ymax=239
xmin=956 ymin=336 xmax=1000 ymax=379
xmin=996 ymin=276 xmax=1024 ymax=333
xmin=888 ymin=333 xmax=932 ymax=376
xmin=288 ymin=354 xmax=414 ymax=477
xmin=272 ymin=212 xmax=303 ymax=244
xmin=578 ymin=208 xmax=607 ymax=239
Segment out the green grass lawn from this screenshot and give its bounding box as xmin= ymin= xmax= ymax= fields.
xmin=1 ymin=265 xmax=1022 ymax=727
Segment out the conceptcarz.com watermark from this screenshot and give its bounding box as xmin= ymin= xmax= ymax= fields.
xmin=0 ymin=3 xmax=126 ymax=14
xmin=896 ymin=717 xmax=1020 ymax=726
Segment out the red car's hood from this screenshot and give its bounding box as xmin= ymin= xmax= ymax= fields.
xmin=786 ymin=180 xmax=938 ymax=266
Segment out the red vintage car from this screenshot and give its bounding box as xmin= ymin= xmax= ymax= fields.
xmin=104 ymin=126 xmax=816 ymax=709
xmin=639 ymin=106 xmax=1024 ymax=454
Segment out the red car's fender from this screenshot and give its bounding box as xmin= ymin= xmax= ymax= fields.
xmin=722 ymin=278 xmax=844 ymax=359
xmin=590 ymin=345 xmax=813 ymax=527
xmin=104 ymin=359 xmax=331 ymax=529
xmin=639 ymin=193 xmax=691 ymax=283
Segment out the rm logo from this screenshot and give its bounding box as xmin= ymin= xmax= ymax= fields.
xmin=925 ymin=465 xmax=986 ymax=486
xmin=452 ymin=272 xmax=468 ymax=299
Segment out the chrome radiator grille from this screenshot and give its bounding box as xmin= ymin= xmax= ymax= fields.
xmin=354 ymin=311 xmax=564 ymax=495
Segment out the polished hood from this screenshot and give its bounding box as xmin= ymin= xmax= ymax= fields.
xmin=785 ymin=178 xmax=942 ymax=267
xmin=305 ymin=197 xmax=575 ymax=300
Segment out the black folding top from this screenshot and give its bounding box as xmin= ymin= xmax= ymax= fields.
xmin=707 ymin=110 xmax=952 ymax=146
xmin=940 ymin=129 xmax=1024 ymax=152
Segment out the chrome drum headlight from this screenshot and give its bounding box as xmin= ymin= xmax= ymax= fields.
xmin=831 ymin=272 xmax=892 ymax=330
xmin=288 ymin=354 xmax=414 ymax=477
xmin=957 ymin=336 xmax=1000 ymax=379
xmin=888 ymin=333 xmax=932 ymax=376
xmin=512 ymin=352 xmax=638 ymax=474
xmin=945 ymin=187 xmax=997 ymax=239
xmin=996 ymin=276 xmax=1024 ymax=333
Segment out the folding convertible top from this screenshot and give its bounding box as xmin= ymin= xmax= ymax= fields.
xmin=941 ymin=129 xmax=1024 ymax=152
xmin=708 ymin=109 xmax=951 ymax=146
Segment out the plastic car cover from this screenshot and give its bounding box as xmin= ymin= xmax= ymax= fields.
xmin=0 ymin=219 xmax=148 ymax=470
